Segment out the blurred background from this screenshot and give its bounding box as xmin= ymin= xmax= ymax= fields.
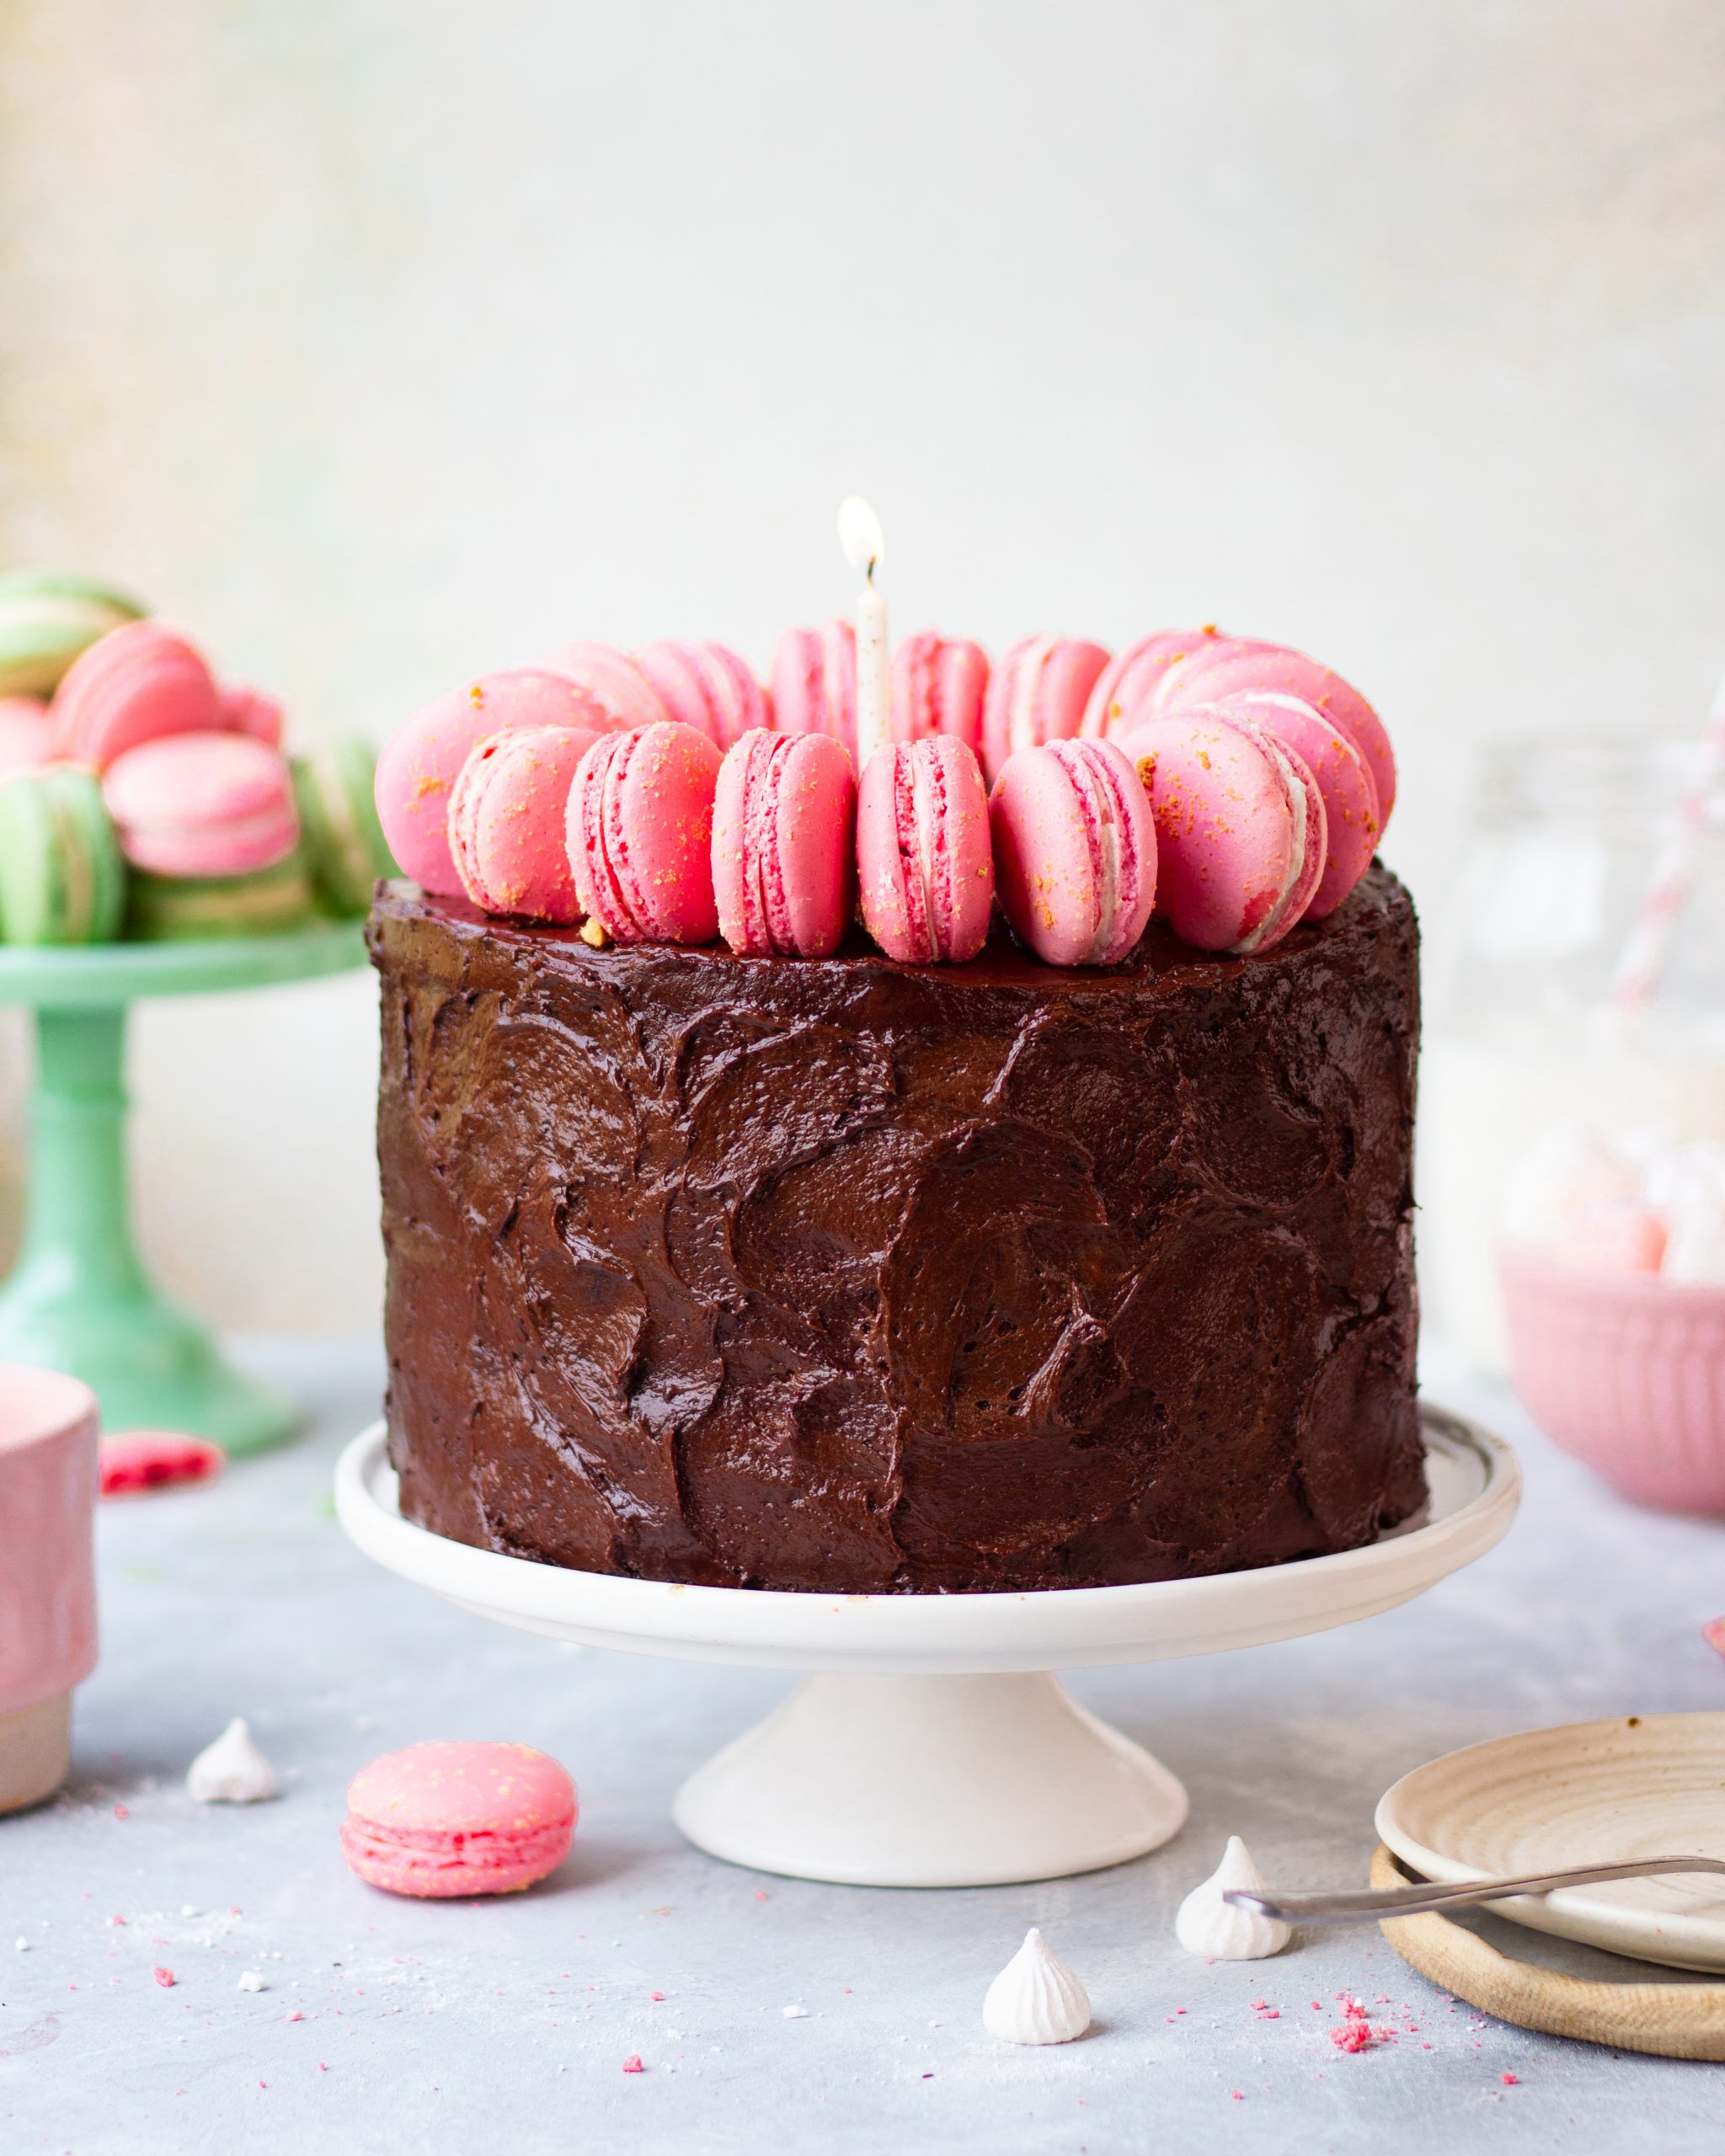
xmin=1 ymin=0 xmax=1722 ymax=1337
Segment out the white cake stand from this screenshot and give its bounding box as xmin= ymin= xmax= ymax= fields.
xmin=335 ymin=1405 xmax=1517 ymax=1888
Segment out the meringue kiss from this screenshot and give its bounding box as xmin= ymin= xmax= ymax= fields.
xmin=185 ymin=1716 xmax=279 ymax=1804
xmin=1174 ymin=1835 xmax=1291 ymax=1960
xmin=982 ymin=1926 xmax=1092 ymax=2045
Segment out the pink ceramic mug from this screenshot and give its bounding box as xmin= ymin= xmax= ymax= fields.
xmin=1499 ymin=1248 xmax=1725 ymax=1514
xmin=0 ymin=1364 xmax=99 ymax=1813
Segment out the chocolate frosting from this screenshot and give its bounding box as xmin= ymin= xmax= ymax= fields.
xmin=370 ymin=865 xmax=1423 ymax=1593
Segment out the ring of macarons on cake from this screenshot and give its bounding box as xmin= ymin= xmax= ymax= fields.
xmin=0 ymin=571 xmax=398 ymax=947
xmin=373 ymin=622 xmax=1392 ymax=971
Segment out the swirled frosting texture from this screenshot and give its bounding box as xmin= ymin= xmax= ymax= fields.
xmin=369 ymin=866 xmax=1421 ymax=1593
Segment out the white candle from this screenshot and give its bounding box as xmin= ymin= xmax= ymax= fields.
xmin=839 ymin=496 xmax=888 ymax=771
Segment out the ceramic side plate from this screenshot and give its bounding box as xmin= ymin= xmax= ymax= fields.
xmin=1377 ymin=1714 xmax=1725 ymax=1972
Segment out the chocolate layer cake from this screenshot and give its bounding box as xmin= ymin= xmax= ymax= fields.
xmin=370 ymin=864 xmax=1422 ymax=1593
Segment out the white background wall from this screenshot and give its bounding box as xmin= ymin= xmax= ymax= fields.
xmin=1 ymin=2 xmax=1722 ymax=1330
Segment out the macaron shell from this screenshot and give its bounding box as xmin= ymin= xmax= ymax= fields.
xmin=341 ymin=1740 xmax=576 ymax=1900
xmin=0 ymin=573 xmax=146 ymax=698
xmin=51 ymin=621 xmax=222 ymax=770
xmin=0 ymin=698 xmax=53 ymax=776
xmin=219 ymin=682 xmax=286 ymax=747
xmin=104 ymin=732 xmax=299 ymax=878
xmin=291 ymin=739 xmax=397 ymax=916
xmin=569 ymin=720 xmax=722 ymax=944
xmin=0 ymin=766 xmax=126 ymax=945
xmin=126 ymin=854 xmax=315 ymax=940
xmin=1203 ymin=689 xmax=1379 ymax=917
xmin=449 ymin=724 xmax=598 ymax=922
xmin=634 ymin=640 xmax=770 ymax=749
xmin=989 ymin=737 xmax=1156 ymax=967
xmin=891 ymin=632 xmax=990 ymax=755
xmin=770 ymin=621 xmax=857 ymax=753
xmin=1154 ymin=638 xmax=1395 ymax=828
xmin=980 ymin=635 xmax=1111 ymax=782
xmin=1080 ymin=627 xmax=1226 ymax=738
xmin=857 ymin=735 xmax=993 ymax=963
xmin=713 ymin=728 xmax=856 ymax=958
xmin=542 ymin=642 xmax=670 ymax=733
xmin=375 ymin=667 xmax=609 ymax=896
xmin=1119 ymin=712 xmax=1325 ymax=953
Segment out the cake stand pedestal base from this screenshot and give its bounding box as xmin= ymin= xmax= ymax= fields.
xmin=673 ymin=1670 xmax=1188 ymax=1886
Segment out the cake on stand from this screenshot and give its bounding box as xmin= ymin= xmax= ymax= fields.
xmin=0 ymin=923 xmax=367 ymax=1454
xmin=337 ymin=1404 xmax=1518 ymax=1887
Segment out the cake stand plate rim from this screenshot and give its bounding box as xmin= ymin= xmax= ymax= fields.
xmin=334 ymin=1403 xmax=1519 ymax=1673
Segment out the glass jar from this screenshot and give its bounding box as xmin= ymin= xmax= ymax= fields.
xmin=1418 ymin=733 xmax=1725 ymax=1371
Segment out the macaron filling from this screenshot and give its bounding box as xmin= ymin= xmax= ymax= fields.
xmin=1228 ymin=720 xmax=1309 ymax=955
xmin=743 ymin=733 xmax=796 ymax=953
xmin=894 ymin=744 xmax=953 ymax=962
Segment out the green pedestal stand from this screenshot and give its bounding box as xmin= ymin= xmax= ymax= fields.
xmin=0 ymin=922 xmax=368 ymax=1455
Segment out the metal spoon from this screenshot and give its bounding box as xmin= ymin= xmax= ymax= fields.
xmin=1226 ymin=1855 xmax=1725 ymax=1924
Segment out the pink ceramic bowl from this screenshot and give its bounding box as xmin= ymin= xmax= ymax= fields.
xmin=1499 ymin=1246 xmax=1725 ymax=1513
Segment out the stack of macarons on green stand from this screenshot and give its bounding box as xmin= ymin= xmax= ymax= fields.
xmin=0 ymin=572 xmax=398 ymax=947
xmin=373 ymin=622 xmax=1394 ymax=972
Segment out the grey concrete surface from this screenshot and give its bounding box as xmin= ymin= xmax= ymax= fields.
xmin=3 ymin=1336 xmax=1723 ymax=2153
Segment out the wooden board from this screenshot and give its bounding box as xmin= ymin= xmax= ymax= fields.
xmin=1371 ymin=1844 xmax=1725 ymax=2061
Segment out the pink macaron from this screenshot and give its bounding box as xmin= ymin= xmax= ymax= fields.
xmin=890 ymin=631 xmax=990 ymax=756
xmin=1150 ymin=637 xmax=1396 ymax=830
xmin=51 ymin=621 xmax=222 ymax=771
xmin=218 ymin=681 xmax=286 ymax=747
xmin=103 ymin=731 xmax=300 ymax=878
xmin=856 ymin=734 xmax=994 ymax=964
xmin=980 ymin=635 xmax=1111 ymax=784
xmin=375 ymin=668 xmax=612 ymax=898
xmin=712 ymin=728 xmax=857 ymax=958
xmin=449 ymin=724 xmax=601 ymax=922
xmin=567 ymin=720 xmax=723 ymax=945
xmin=1119 ymin=711 xmax=1327 ymax=953
xmin=634 ymin=640 xmax=771 ymax=750
xmin=771 ymin=620 xmax=857 ymax=757
xmin=0 ymin=696 xmax=53 ymax=776
xmin=1196 ymin=689 xmax=1380 ymax=918
xmin=990 ymin=737 xmax=1156 ymax=968
xmin=541 ymin=641 xmax=671 ymax=733
xmin=340 ymin=1740 xmax=576 ymax=1899
xmin=1079 ymin=627 xmax=1225 ymax=738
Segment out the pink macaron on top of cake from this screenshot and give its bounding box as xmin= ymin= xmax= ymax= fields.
xmin=567 ymin=719 xmax=723 ymax=945
xmin=1151 ymin=637 xmax=1396 ymax=828
xmin=1119 ymin=710 xmax=1328 ymax=954
xmin=541 ymin=642 xmax=671 ymax=734
xmin=375 ymin=666 xmax=611 ymax=898
xmin=102 ymin=731 xmax=300 ymax=878
xmin=633 ymin=640 xmax=770 ymax=750
xmin=1080 ymin=627 xmax=1226 ymax=739
xmin=340 ymin=1740 xmax=576 ymax=1900
xmin=1197 ymin=688 xmax=1380 ymax=918
xmin=771 ymin=620 xmax=857 ymax=758
xmin=980 ymin=635 xmax=1112 ymax=784
xmin=448 ymin=724 xmax=601 ymax=923
xmin=856 ymin=734 xmax=994 ymax=964
xmin=51 ymin=621 xmax=223 ymax=771
xmin=712 ymin=728 xmax=857 ymax=958
xmin=891 ymin=631 xmax=990 ymax=756
xmin=990 ymin=737 xmax=1156 ymax=968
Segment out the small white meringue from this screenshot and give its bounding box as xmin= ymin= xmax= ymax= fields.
xmin=982 ymin=1927 xmax=1091 ymax=2046
xmin=1175 ymin=1835 xmax=1291 ymax=1960
xmin=185 ymin=1717 xmax=278 ymax=1804
xmin=238 ymin=1971 xmax=266 ymax=1993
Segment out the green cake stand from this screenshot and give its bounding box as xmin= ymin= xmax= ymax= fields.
xmin=0 ymin=921 xmax=368 ymax=1454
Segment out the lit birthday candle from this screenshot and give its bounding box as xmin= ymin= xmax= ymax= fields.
xmin=839 ymin=496 xmax=888 ymax=771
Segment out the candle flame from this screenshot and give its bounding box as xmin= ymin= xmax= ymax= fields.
xmin=838 ymin=497 xmax=884 ymax=580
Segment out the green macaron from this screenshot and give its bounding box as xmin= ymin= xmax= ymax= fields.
xmin=0 ymin=570 xmax=147 ymax=698
xmin=126 ymin=851 xmax=318 ymax=942
xmin=0 ymin=766 xmax=127 ymax=945
xmin=291 ymin=739 xmax=398 ymax=916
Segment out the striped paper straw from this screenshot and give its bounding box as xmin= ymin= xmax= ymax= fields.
xmin=1608 ymin=666 xmax=1725 ymax=1011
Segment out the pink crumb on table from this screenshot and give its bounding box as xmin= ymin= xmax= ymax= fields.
xmin=1502 ymin=2073 xmax=1520 ymax=2085
xmin=99 ymin=1431 xmax=225 ymax=1497
xmin=1704 ymin=1617 xmax=1725 ymax=1658
xmin=113 ymin=1806 xmax=129 ymax=1820
xmin=622 ymin=2055 xmax=644 ymax=2074
xmin=152 ymin=1967 xmax=175 ymax=1988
